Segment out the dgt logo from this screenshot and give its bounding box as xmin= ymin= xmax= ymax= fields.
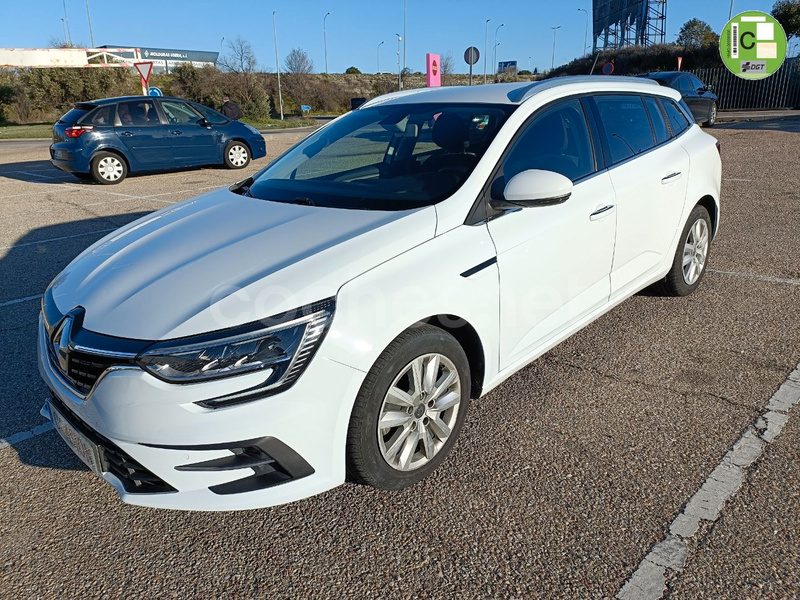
xmin=740 ymin=61 xmax=767 ymax=73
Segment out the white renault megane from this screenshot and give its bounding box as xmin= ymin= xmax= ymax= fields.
xmin=38 ymin=76 xmax=721 ymax=510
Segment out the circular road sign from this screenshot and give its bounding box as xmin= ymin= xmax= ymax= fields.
xmin=464 ymin=46 xmax=480 ymax=66
xmin=720 ymin=10 xmax=788 ymax=80
xmin=148 ymin=86 xmax=163 ymax=97
xmin=602 ymin=62 xmax=615 ymax=75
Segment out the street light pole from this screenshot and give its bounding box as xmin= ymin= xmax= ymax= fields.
xmin=377 ymin=41 xmax=384 ymax=74
xmin=85 ymin=0 xmax=95 ymax=48
xmin=396 ymin=34 xmax=402 ymax=91
xmin=273 ymin=11 xmax=284 ymax=120
xmin=729 ymin=0 xmax=735 ymax=20
xmin=323 ymin=12 xmax=331 ymax=75
xmin=493 ymin=23 xmax=504 ymax=78
xmin=484 ymin=19 xmax=490 ymax=84
xmin=578 ymin=8 xmax=589 ymax=56
xmin=218 ymin=36 xmax=225 ymax=67
xmin=551 ymin=26 xmax=561 ymax=70
xmin=61 ymin=0 xmax=72 ymax=46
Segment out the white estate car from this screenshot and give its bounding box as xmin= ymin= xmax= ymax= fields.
xmin=39 ymin=76 xmax=721 ymax=510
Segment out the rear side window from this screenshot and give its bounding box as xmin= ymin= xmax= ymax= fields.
xmin=661 ymin=99 xmax=691 ymax=136
xmin=58 ymin=107 xmax=91 ymax=125
xmin=81 ymin=105 xmax=115 ymax=126
xmin=643 ymin=97 xmax=670 ymax=145
xmin=594 ymin=95 xmax=655 ymax=164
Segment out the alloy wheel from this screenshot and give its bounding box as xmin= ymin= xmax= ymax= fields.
xmin=377 ymin=353 xmax=462 ymax=472
xmin=682 ymin=217 xmax=709 ymax=285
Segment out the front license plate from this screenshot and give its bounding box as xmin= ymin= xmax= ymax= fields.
xmin=50 ymin=403 xmax=102 ymax=475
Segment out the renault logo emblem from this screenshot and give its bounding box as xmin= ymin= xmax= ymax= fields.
xmin=52 ymin=316 xmax=73 ymax=374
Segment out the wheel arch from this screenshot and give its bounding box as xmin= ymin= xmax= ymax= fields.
xmin=91 ymin=147 xmax=131 ymax=172
xmin=420 ymin=314 xmax=486 ymax=398
xmin=696 ymin=194 xmax=719 ymax=240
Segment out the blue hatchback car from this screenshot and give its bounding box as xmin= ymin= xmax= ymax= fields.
xmin=50 ymin=96 xmax=267 ymax=184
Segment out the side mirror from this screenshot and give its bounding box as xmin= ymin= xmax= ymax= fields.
xmin=490 ymin=169 xmax=573 ymax=210
xmin=198 ymin=117 xmax=211 ymax=129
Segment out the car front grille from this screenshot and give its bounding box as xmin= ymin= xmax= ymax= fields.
xmin=50 ymin=394 xmax=176 ymax=495
xmin=65 ymin=350 xmax=128 ymax=394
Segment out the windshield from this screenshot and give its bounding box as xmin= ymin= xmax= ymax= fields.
xmin=245 ymin=102 xmax=515 ymax=210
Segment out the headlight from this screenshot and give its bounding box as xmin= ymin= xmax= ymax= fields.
xmin=137 ymin=299 xmax=334 ymax=407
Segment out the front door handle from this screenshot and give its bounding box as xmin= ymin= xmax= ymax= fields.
xmin=662 ymin=171 xmax=682 ymax=184
xmin=119 ymin=131 xmax=134 ymax=137
xmin=589 ymin=205 xmax=615 ymax=221
xmin=170 ymin=130 xmax=183 ymax=135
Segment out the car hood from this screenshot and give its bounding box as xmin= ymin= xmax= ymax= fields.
xmin=48 ymin=189 xmax=436 ymax=340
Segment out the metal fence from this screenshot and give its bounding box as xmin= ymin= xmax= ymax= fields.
xmin=691 ymin=58 xmax=800 ymax=110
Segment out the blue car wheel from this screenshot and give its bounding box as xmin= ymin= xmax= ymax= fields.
xmin=91 ymin=151 xmax=128 ymax=185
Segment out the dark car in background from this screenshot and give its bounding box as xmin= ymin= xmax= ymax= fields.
xmin=638 ymin=72 xmax=719 ymax=127
xmin=50 ymin=96 xmax=267 ymax=184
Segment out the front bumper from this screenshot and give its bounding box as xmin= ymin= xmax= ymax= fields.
xmin=249 ymin=135 xmax=267 ymax=160
xmin=37 ymin=315 xmax=365 ymax=510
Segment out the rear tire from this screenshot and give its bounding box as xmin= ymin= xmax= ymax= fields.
xmin=224 ymin=141 xmax=250 ymax=169
xmin=91 ymin=152 xmax=127 ymax=184
xmin=346 ymin=324 xmax=471 ymax=490
xmin=655 ymin=204 xmax=712 ymax=297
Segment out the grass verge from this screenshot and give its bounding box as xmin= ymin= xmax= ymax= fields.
xmin=0 ymin=123 xmax=53 ymax=140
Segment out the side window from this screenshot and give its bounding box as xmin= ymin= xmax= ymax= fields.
xmin=116 ymin=100 xmax=158 ymax=126
xmin=83 ymin=105 xmax=114 ymax=126
xmin=594 ymin=95 xmax=655 ymax=164
xmin=161 ymin=101 xmax=202 ymax=125
xmin=661 ymin=99 xmax=691 ymax=136
xmin=502 ymin=99 xmax=595 ymax=184
xmin=643 ymin=96 xmax=670 ymax=145
xmin=688 ymin=75 xmax=704 ymax=91
xmin=673 ymin=75 xmax=690 ymax=92
xmin=193 ymin=103 xmax=229 ymax=125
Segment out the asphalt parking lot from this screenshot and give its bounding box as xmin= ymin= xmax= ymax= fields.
xmin=1 ymin=120 xmax=799 ymax=598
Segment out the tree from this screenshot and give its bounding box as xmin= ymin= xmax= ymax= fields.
xmin=676 ymin=19 xmax=719 ymax=49
xmin=285 ymin=48 xmax=314 ymax=74
xmin=772 ymin=0 xmax=800 ymax=40
xmin=345 ymin=66 xmax=361 ymax=74
xmin=440 ymin=53 xmax=455 ymax=85
xmin=219 ymin=37 xmax=257 ymax=74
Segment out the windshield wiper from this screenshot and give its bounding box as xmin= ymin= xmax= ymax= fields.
xmin=230 ymin=177 xmax=254 ymax=197
xmin=292 ymin=197 xmax=315 ymax=206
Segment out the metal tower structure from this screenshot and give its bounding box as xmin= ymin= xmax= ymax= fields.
xmin=593 ymin=0 xmax=668 ymax=52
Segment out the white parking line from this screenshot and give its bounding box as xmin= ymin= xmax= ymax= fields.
xmin=0 ymin=227 xmax=116 ymax=251
xmin=617 ymin=364 xmax=800 ymax=600
xmin=0 ymin=293 xmax=42 ymax=308
xmin=709 ymin=269 xmax=800 ymax=287
xmin=0 ymin=421 xmax=54 ymax=449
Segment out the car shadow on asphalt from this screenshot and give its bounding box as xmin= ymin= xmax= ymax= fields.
xmin=2 ymin=212 xmax=152 ymax=472
xmin=715 ymin=116 xmax=800 ymax=133
xmin=0 ymin=159 xmax=82 ymax=184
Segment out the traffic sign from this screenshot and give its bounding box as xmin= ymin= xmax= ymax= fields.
xmin=464 ymin=47 xmax=480 ymax=65
xmin=134 ymin=61 xmax=153 ymax=84
xmin=602 ymin=61 xmax=615 ymax=75
xmin=148 ymin=86 xmax=163 ymax=97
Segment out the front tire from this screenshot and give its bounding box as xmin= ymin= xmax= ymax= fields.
xmin=704 ymin=102 xmax=717 ymax=127
xmin=91 ymin=152 xmax=127 ymax=184
xmin=224 ymin=141 xmax=250 ymax=169
xmin=346 ymin=324 xmax=471 ymax=490
xmin=656 ymin=205 xmax=712 ymax=296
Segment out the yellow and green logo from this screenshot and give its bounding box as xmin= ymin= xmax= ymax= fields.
xmin=720 ymin=11 xmax=788 ymax=79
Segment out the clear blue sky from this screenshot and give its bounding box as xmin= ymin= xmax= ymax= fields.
xmin=2 ymin=0 xmax=783 ymax=74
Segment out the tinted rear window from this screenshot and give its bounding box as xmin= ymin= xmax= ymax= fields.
xmin=594 ymin=95 xmax=655 ymax=164
xmin=58 ymin=107 xmax=91 ymax=125
xmin=643 ymin=96 xmax=670 ymax=145
xmin=661 ymin=99 xmax=691 ymax=135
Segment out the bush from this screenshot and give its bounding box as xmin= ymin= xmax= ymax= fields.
xmin=345 ymin=66 xmax=361 ymax=74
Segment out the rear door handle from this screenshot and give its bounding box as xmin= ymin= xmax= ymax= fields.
xmin=661 ymin=171 xmax=682 ymax=184
xmin=170 ymin=130 xmax=183 ymax=135
xmin=119 ymin=131 xmax=134 ymax=137
xmin=589 ymin=205 xmax=615 ymax=221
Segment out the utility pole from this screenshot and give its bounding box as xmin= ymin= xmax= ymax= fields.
xmin=324 ymin=12 xmax=331 ymax=75
xmin=377 ymin=40 xmax=384 ymax=74
xmin=403 ymin=0 xmax=407 ymax=75
xmin=484 ymin=19 xmax=490 ymax=84
xmin=85 ymin=0 xmax=95 ymax=48
xmin=273 ymin=11 xmax=284 ymax=120
xmin=578 ymin=8 xmax=589 ymax=56
xmin=396 ymin=33 xmax=403 ymax=90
